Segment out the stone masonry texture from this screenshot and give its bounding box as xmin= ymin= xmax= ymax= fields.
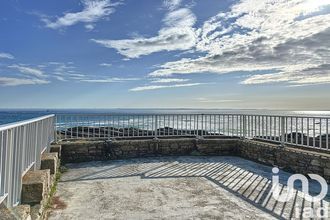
xmin=59 ymin=138 xmax=330 ymax=183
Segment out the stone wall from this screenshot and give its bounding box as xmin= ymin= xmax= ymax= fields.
xmin=60 ymin=138 xmax=239 ymax=163
xmin=59 ymin=138 xmax=330 ymax=183
xmin=61 ymin=140 xmax=107 ymax=163
xmin=239 ymin=140 xmax=330 ymax=183
xmin=196 ymin=139 xmax=239 ymax=155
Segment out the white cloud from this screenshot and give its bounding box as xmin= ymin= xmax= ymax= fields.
xmin=150 ymin=78 xmax=189 ymax=83
xmin=85 ymin=24 xmax=95 ymax=31
xmin=42 ymin=0 xmax=118 ymax=30
xmin=99 ymin=63 xmax=112 ymax=67
xmin=196 ymin=97 xmax=241 ymax=103
xmin=8 ymin=64 xmax=45 ymax=78
xmin=92 ymin=7 xmax=197 ymax=58
xmin=0 ymin=53 xmax=14 ymax=59
xmin=81 ymin=77 xmax=139 ymax=83
xmin=241 ymin=64 xmax=330 ymax=85
xmin=163 ymin=0 xmax=182 ymax=11
xmin=0 ymin=77 xmax=49 ymax=86
xmin=130 ymin=82 xmax=205 ymax=91
xmin=46 ymin=62 xmax=89 ymax=81
xmin=148 ymin=0 xmax=330 ymax=86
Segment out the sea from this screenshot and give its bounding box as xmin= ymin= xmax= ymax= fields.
xmin=0 ymin=109 xmax=330 ymax=126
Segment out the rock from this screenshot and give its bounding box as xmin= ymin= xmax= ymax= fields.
xmin=310 ymin=159 xmax=321 ymax=166
xmin=324 ymin=168 xmax=330 ymax=176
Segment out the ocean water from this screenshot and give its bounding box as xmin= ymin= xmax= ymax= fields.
xmin=0 ymin=109 xmax=330 ymax=126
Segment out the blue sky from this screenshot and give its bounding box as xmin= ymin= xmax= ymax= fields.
xmin=0 ymin=0 xmax=329 ymax=109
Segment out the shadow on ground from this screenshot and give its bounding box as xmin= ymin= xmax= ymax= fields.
xmin=52 ymin=156 xmax=330 ymax=220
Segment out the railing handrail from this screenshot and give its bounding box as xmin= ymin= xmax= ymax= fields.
xmin=0 ymin=114 xmax=55 ymax=131
xmin=54 ymin=113 xmax=330 ymax=119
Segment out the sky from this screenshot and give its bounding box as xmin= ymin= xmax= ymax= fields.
xmin=0 ymin=0 xmax=329 ymax=110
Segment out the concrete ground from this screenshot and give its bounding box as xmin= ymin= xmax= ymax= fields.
xmin=49 ymin=156 xmax=330 ymax=220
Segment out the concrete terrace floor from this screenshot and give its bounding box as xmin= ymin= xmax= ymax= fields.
xmin=49 ymin=156 xmax=330 ymax=220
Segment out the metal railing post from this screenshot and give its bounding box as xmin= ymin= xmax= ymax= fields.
xmin=280 ymin=116 xmax=285 ymax=147
xmin=154 ymin=115 xmax=158 ymax=139
xmin=54 ymin=115 xmax=57 ymax=143
xmin=201 ymin=114 xmax=204 ymax=138
xmin=242 ymin=115 xmax=247 ymax=139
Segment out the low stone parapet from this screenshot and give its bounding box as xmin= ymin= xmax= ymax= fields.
xmin=61 ymin=140 xmax=106 ymax=163
xmin=60 ymin=138 xmax=241 ymax=163
xmin=50 ymin=145 xmax=62 ymax=158
xmin=21 ymin=170 xmax=50 ymax=205
xmin=196 ymin=138 xmax=239 ymax=155
xmin=59 ymin=137 xmax=330 ymax=183
xmin=41 ymin=153 xmax=59 ymax=175
xmin=239 ymin=140 xmax=330 ymax=183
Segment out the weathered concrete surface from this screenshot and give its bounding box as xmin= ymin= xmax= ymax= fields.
xmin=13 ymin=205 xmax=31 ymax=220
xmin=0 ymin=203 xmax=17 ymax=220
xmin=49 ymin=156 xmax=330 ymax=220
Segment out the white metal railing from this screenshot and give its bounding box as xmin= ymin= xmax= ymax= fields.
xmin=56 ymin=114 xmax=329 ymax=151
xmin=0 ymin=115 xmax=55 ymax=207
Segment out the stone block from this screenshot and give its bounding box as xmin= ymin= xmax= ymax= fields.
xmin=50 ymin=144 xmax=62 ymax=158
xmin=30 ymin=204 xmax=45 ymax=220
xmin=21 ymin=170 xmax=50 ymax=205
xmin=12 ymin=205 xmax=31 ymax=220
xmin=0 ymin=203 xmax=16 ymax=220
xmin=41 ymin=152 xmax=58 ymax=175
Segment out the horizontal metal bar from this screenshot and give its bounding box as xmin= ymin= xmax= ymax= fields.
xmin=21 ymin=162 xmax=35 ymax=178
xmin=0 ymin=194 xmax=8 ymax=204
xmin=0 ymin=114 xmax=55 ymax=131
xmin=55 ymin=113 xmax=330 ymax=119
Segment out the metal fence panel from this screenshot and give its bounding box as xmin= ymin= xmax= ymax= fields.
xmin=0 ymin=115 xmax=55 ymax=207
xmin=55 ymin=113 xmax=330 ymax=151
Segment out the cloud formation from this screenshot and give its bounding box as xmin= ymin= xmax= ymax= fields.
xmin=150 ymin=78 xmax=190 ymax=83
xmin=0 ymin=53 xmax=14 ymax=59
xmin=148 ymin=0 xmax=330 ymax=85
xmin=163 ymin=0 xmax=182 ymax=11
xmin=92 ymin=3 xmax=197 ymax=58
xmin=81 ymin=77 xmax=139 ymax=83
xmin=196 ymin=97 xmax=241 ymax=103
xmin=99 ymin=63 xmax=112 ymax=67
xmin=130 ymin=82 xmax=204 ymax=91
xmin=49 ymin=62 xmax=87 ymax=81
xmin=42 ymin=0 xmax=118 ymax=30
xmin=8 ymin=64 xmax=45 ymax=78
xmin=1 ymin=61 xmax=139 ymax=86
xmin=0 ymin=77 xmax=49 ymax=86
